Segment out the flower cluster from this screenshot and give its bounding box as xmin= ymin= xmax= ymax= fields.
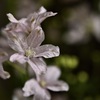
xmin=1 ymin=7 xmax=69 ymax=100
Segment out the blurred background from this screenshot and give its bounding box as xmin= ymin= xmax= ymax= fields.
xmin=0 ymin=0 xmax=100 ymax=100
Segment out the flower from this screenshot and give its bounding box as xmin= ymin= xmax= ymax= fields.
xmin=63 ymin=4 xmax=100 ymax=44
xmin=0 ymin=50 xmax=10 ymax=79
xmin=9 ymin=26 xmax=59 ymax=76
xmin=3 ymin=7 xmax=59 ymax=76
xmin=4 ymin=6 xmax=57 ymax=36
xmin=23 ymin=66 xmax=69 ymax=100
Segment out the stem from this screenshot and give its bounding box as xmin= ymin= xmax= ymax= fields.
xmin=25 ymin=62 xmax=29 ymax=79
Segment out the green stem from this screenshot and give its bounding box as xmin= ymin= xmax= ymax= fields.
xmin=25 ymin=62 xmax=29 ymax=79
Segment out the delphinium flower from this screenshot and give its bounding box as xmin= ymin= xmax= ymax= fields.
xmin=23 ymin=66 xmax=69 ymax=100
xmin=0 ymin=49 xmax=10 ymax=79
xmin=3 ymin=7 xmax=59 ymax=76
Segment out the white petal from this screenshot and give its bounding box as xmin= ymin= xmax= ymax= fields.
xmin=38 ymin=6 xmax=47 ymax=14
xmin=17 ymin=18 xmax=30 ymax=34
xmin=7 ymin=13 xmax=18 ymax=23
xmin=0 ymin=64 xmax=10 ymax=79
xmin=47 ymin=81 xmax=69 ymax=92
xmin=23 ymin=79 xmax=51 ymax=100
xmin=10 ymin=53 xmax=27 ymax=64
xmin=37 ymin=11 xmax=57 ymax=23
xmin=34 ymin=45 xmax=60 ymax=58
xmin=8 ymin=40 xmax=24 ymax=53
xmin=6 ymin=13 xmax=30 ymax=34
xmin=7 ymin=34 xmax=24 ymax=53
xmin=26 ymin=26 xmax=44 ymax=48
xmin=45 ymin=66 xmax=61 ymax=82
xmin=22 ymin=79 xmax=36 ymax=97
xmin=33 ymin=90 xmax=51 ymax=100
xmin=27 ymin=58 xmax=46 ymax=76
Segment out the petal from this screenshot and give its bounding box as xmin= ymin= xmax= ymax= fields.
xmin=10 ymin=53 xmax=27 ymax=64
xmin=33 ymin=90 xmax=51 ymax=100
xmin=47 ymin=81 xmax=69 ymax=92
xmin=27 ymin=7 xmax=57 ymax=25
xmin=17 ymin=18 xmax=30 ymax=34
xmin=8 ymin=40 xmax=24 ymax=53
xmin=22 ymin=79 xmax=37 ymax=97
xmin=7 ymin=13 xmax=18 ymax=23
xmin=7 ymin=34 xmax=24 ymax=53
xmin=45 ymin=66 xmax=61 ymax=82
xmin=7 ymin=13 xmax=30 ymax=34
xmin=23 ymin=79 xmax=51 ymax=100
xmin=27 ymin=58 xmax=46 ymax=76
xmin=38 ymin=6 xmax=47 ymax=14
xmin=0 ymin=64 xmax=10 ymax=79
xmin=34 ymin=44 xmax=60 ymax=58
xmin=26 ymin=26 xmax=44 ymax=48
xmin=37 ymin=11 xmax=57 ymax=24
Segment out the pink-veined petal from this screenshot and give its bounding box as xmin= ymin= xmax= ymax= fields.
xmin=27 ymin=58 xmax=46 ymax=76
xmin=26 ymin=26 xmax=44 ymax=48
xmin=10 ymin=53 xmax=27 ymax=64
xmin=8 ymin=38 xmax=24 ymax=53
xmin=7 ymin=13 xmax=30 ymax=34
xmin=45 ymin=66 xmax=61 ymax=82
xmin=47 ymin=81 xmax=69 ymax=92
xmin=34 ymin=44 xmax=60 ymax=58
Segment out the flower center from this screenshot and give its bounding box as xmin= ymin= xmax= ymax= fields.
xmin=39 ymin=80 xmax=47 ymax=88
xmin=25 ymin=47 xmax=35 ymax=57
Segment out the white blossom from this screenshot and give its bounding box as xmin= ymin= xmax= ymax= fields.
xmin=3 ymin=7 xmax=59 ymax=76
xmin=5 ymin=6 xmax=57 ymax=36
xmin=23 ymin=66 xmax=69 ymax=100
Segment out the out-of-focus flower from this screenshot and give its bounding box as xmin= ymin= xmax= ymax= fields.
xmin=63 ymin=4 xmax=100 ymax=44
xmin=0 ymin=49 xmax=10 ymax=79
xmin=23 ymin=66 xmax=69 ymax=100
xmin=3 ymin=7 xmax=59 ymax=76
xmin=12 ymin=88 xmax=30 ymax=100
xmin=91 ymin=14 xmax=100 ymax=41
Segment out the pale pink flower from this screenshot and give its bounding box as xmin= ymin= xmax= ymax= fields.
xmin=3 ymin=7 xmax=59 ymax=76
xmin=4 ymin=6 xmax=57 ymax=36
xmin=8 ymin=26 xmax=59 ymax=76
xmin=23 ymin=66 xmax=69 ymax=100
